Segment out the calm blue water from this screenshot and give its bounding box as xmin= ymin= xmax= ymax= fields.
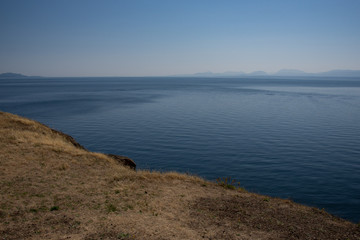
xmin=1 ymin=77 xmax=360 ymax=222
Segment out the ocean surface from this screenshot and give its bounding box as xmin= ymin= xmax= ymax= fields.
xmin=1 ymin=77 xmax=359 ymax=222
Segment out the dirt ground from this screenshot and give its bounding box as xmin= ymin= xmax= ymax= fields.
xmin=1 ymin=111 xmax=359 ymax=239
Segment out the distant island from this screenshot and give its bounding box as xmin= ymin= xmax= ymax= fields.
xmin=0 ymin=72 xmax=29 ymax=79
xmin=0 ymin=72 xmax=45 ymax=79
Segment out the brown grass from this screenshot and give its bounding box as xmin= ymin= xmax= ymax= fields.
xmin=0 ymin=111 xmax=359 ymax=239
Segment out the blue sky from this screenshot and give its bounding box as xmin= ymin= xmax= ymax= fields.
xmin=1 ymin=0 xmax=359 ymax=76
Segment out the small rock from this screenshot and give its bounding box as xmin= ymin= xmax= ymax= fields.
xmin=106 ymin=154 xmax=136 ymax=170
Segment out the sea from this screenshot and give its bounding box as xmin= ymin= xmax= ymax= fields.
xmin=0 ymin=76 xmax=359 ymax=222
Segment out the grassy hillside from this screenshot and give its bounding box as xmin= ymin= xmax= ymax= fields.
xmin=0 ymin=111 xmax=359 ymax=239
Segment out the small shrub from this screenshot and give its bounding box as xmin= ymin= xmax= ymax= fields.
xmin=117 ymin=233 xmax=130 ymax=239
xmin=59 ymin=163 xmax=69 ymax=171
xmin=33 ymin=193 xmax=45 ymax=198
xmin=216 ymin=177 xmax=242 ymax=190
xmin=123 ymin=204 xmax=134 ymax=211
xmin=107 ymin=204 xmax=117 ymax=212
xmin=39 ymin=206 xmax=48 ymax=211
xmin=0 ymin=210 xmax=6 ymax=218
xmin=50 ymin=206 xmax=59 ymax=211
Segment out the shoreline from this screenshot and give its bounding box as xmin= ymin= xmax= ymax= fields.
xmin=1 ymin=111 xmax=359 ymax=239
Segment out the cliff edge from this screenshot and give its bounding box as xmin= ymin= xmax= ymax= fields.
xmin=0 ymin=111 xmax=359 ymax=239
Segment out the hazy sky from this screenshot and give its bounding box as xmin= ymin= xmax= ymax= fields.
xmin=1 ymin=0 xmax=360 ymax=77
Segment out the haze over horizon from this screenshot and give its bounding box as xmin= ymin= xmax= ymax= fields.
xmin=1 ymin=0 xmax=360 ymax=77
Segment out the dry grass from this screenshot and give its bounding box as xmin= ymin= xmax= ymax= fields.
xmin=0 ymin=111 xmax=359 ymax=239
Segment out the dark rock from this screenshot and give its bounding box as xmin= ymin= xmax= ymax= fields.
xmin=43 ymin=123 xmax=136 ymax=170
xmin=49 ymin=128 xmax=87 ymax=150
xmin=48 ymin=127 xmax=136 ymax=170
xmin=106 ymin=154 xmax=136 ymax=170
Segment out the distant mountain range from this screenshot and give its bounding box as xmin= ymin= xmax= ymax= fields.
xmin=1 ymin=69 xmax=360 ymax=79
xmin=172 ymin=69 xmax=360 ymax=77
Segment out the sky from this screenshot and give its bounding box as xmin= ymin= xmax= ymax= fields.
xmin=1 ymin=0 xmax=360 ymax=77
